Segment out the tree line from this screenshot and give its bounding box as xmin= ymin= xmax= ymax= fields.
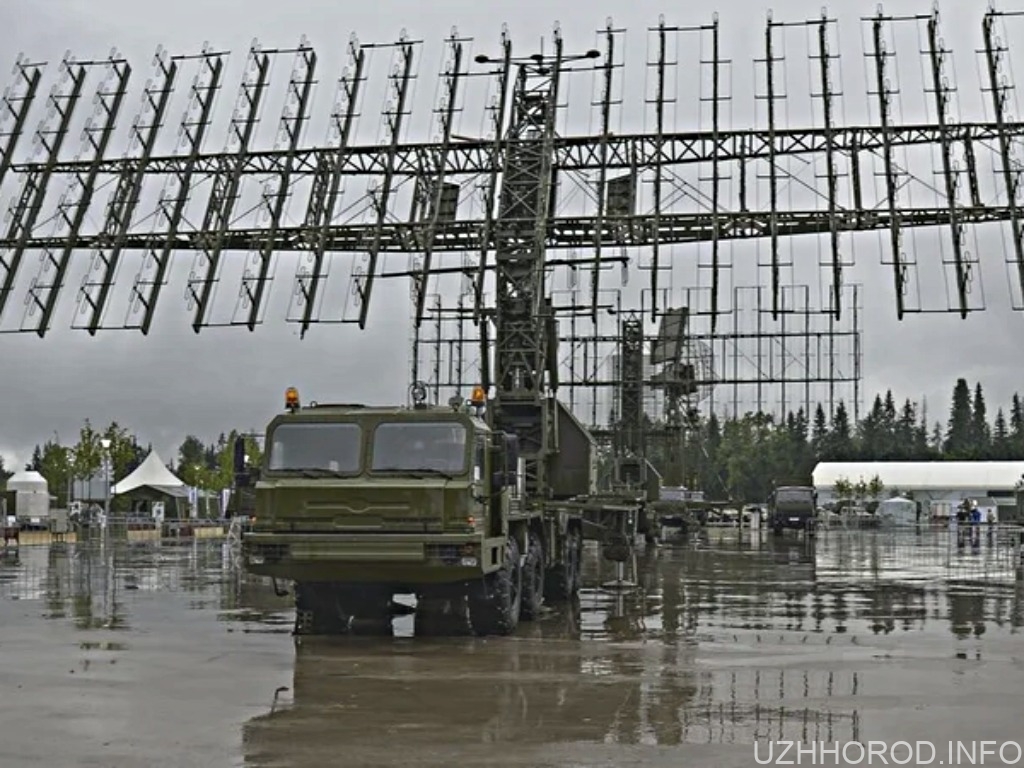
xmin=1 ymin=376 xmax=1015 ymax=509
xmin=650 ymin=377 xmax=1024 ymax=505
xmin=0 ymin=422 xmax=262 ymax=508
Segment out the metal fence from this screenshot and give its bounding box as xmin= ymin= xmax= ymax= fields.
xmin=813 ymin=522 xmax=1024 ymax=585
xmin=68 ymin=515 xmax=226 ymax=542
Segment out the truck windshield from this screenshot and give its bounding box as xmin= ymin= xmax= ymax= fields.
xmin=775 ymin=488 xmax=814 ymax=504
xmin=372 ymin=422 xmax=467 ymax=474
xmin=268 ymin=423 xmax=362 ymax=473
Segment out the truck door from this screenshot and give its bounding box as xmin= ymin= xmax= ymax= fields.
xmin=486 ymin=434 xmax=506 ymax=538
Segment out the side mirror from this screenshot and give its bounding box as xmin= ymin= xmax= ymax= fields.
xmin=233 ymin=437 xmax=246 ymax=474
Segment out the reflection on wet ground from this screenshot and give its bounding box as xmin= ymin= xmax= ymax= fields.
xmin=1 ymin=529 xmax=1022 ymax=767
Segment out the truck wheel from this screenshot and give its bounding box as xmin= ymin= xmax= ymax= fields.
xmin=468 ymin=536 xmax=522 ymax=636
xmin=415 ymin=595 xmax=471 ymax=636
xmin=345 ymin=587 xmax=394 ymax=636
xmin=293 ymin=581 xmax=346 ymax=635
xmin=545 ymin=526 xmax=581 ymax=602
xmin=293 ymin=582 xmax=392 ymax=636
xmin=520 ymin=531 xmax=545 ymax=621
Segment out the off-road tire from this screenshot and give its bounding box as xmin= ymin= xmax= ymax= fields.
xmin=468 ymin=536 xmax=522 ymax=636
xmin=293 ymin=582 xmax=392 ymax=636
xmin=294 ymin=581 xmax=341 ymax=635
xmin=414 ymin=595 xmax=472 ymax=636
xmin=544 ymin=526 xmax=581 ymax=602
xmin=519 ymin=531 xmax=545 ymax=621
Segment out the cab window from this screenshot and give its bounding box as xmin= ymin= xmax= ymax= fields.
xmin=267 ymin=423 xmax=362 ymax=472
xmin=372 ymin=422 xmax=468 ymax=474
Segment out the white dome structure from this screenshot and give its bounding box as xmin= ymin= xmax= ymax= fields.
xmin=7 ymin=470 xmax=48 ymax=493
xmin=5 ymin=470 xmax=50 ymax=521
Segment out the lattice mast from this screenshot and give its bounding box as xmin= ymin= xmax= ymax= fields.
xmin=478 ymin=34 xmax=602 ymax=501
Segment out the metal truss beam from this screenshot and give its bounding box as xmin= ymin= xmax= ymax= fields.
xmin=9 ymin=204 xmax=1012 ymax=254
xmin=24 ymin=55 xmax=131 ymax=336
xmin=869 ymin=10 xmax=907 ymax=320
xmin=2 ymin=10 xmax=1024 ymax=340
xmin=237 ymin=42 xmax=317 ymax=330
xmin=0 ymin=58 xmax=87 ymax=321
xmin=185 ymin=43 xmax=271 ymax=333
xmin=815 ymin=13 xmax=842 ymax=320
xmin=354 ymin=37 xmax=417 ymax=329
xmin=411 ymin=33 xmax=465 ymax=327
xmin=983 ymin=9 xmax=1024 ymax=304
xmin=927 ymin=10 xmax=970 ymax=318
xmin=16 ymin=121 xmax=1024 ymax=178
xmin=75 ymin=52 xmax=176 ymax=335
xmin=290 ymin=36 xmax=367 ymax=338
xmin=127 ymin=49 xmax=224 ymax=334
xmin=0 ymin=59 xmax=44 ymax=192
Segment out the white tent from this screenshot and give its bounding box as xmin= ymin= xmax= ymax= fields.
xmin=813 ymin=461 xmax=1024 ymax=493
xmin=111 ymin=451 xmax=185 ymax=495
xmin=876 ymin=496 xmax=917 ymax=526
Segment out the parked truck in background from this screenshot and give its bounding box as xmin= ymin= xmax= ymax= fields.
xmin=768 ymin=484 xmax=817 ymax=535
xmin=241 ymin=385 xmax=598 ymax=636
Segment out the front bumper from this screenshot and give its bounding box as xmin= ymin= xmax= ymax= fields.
xmin=773 ymin=514 xmax=816 ymax=530
xmin=241 ymin=531 xmax=500 ymax=584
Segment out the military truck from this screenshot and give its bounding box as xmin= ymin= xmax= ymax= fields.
xmin=767 ymin=485 xmax=818 ymax=535
xmin=241 ymin=386 xmax=590 ymax=636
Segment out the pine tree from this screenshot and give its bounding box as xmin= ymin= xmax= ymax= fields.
xmin=945 ymin=378 xmax=973 ymax=459
xmin=916 ymin=397 xmax=931 ymax=458
xmin=831 ymin=401 xmax=853 ymax=460
xmin=883 ymin=390 xmax=897 ymax=456
xmin=858 ymin=395 xmax=887 ymax=460
xmin=970 ymin=383 xmax=990 ymax=459
xmin=28 ymin=444 xmax=42 ymax=472
xmin=993 ymin=408 xmax=1010 ymax=460
xmin=812 ymin=404 xmax=828 ymax=456
xmin=895 ymin=399 xmax=917 ymax=460
xmin=1011 ymin=394 xmax=1024 ymax=459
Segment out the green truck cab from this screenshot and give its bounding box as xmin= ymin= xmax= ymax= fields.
xmin=768 ymin=484 xmax=818 ymax=535
xmin=241 ymin=388 xmax=582 ymax=636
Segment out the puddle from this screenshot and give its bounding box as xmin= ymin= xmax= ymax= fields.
xmin=0 ymin=531 xmax=1020 ymax=766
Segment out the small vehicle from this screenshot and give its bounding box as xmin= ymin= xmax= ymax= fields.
xmin=768 ymin=485 xmax=817 ymax=535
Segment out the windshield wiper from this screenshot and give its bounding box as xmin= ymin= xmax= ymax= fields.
xmin=374 ymin=467 xmax=454 ymax=481
xmin=298 ymin=469 xmax=348 ymax=478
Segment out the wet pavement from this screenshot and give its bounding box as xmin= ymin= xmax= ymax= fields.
xmin=1 ymin=528 xmax=1023 ymax=767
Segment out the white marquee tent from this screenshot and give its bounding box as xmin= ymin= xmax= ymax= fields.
xmin=111 ymin=451 xmax=186 ymax=496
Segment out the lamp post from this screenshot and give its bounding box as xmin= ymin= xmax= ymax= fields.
xmin=100 ymin=438 xmax=112 ymax=522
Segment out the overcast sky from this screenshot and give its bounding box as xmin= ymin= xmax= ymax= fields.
xmin=2 ymin=0 xmax=1024 ymax=473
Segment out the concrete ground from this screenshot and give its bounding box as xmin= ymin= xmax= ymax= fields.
xmin=0 ymin=528 xmax=1022 ymax=767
